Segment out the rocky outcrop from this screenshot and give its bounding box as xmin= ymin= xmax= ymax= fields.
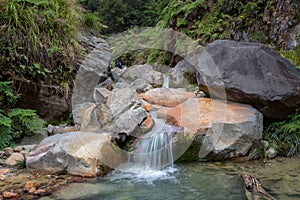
xmin=26 ymin=132 xmax=122 ymax=177
xmin=104 ymin=87 xmax=147 ymax=134
xmin=16 ymin=82 xmax=70 ymax=123
xmin=197 ymin=40 xmax=300 ymax=119
xmin=15 ymin=34 xmax=112 ymax=123
xmin=121 ymin=64 xmax=164 ymax=92
xmin=72 ymin=35 xmax=112 ymax=125
xmin=72 ymin=62 xmax=164 ymax=136
xmin=139 ymin=88 xmax=263 ymax=161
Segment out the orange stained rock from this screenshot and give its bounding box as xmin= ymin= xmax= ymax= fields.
xmin=141 ymin=103 xmax=161 ymax=112
xmin=158 ymin=97 xmax=257 ymax=136
xmin=28 ymin=187 xmax=37 ymax=194
xmin=3 ymin=191 xmax=19 ymax=199
xmin=141 ymin=114 xmax=154 ymax=129
xmin=0 ymin=168 xmax=10 ymax=180
xmin=24 ymin=181 xmax=36 ymax=191
xmin=35 ymin=189 xmax=46 ymax=194
xmin=140 ymin=88 xmax=194 ymax=107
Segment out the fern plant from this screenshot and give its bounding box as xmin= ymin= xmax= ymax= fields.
xmin=0 ymin=81 xmax=46 ymax=149
xmin=264 ymin=111 xmax=300 ymax=157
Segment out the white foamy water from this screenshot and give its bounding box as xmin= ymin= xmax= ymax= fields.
xmin=108 ymin=111 xmax=179 ymax=184
xmin=163 ymin=74 xmax=170 ymax=88
xmin=108 ymin=164 xmax=178 ymax=185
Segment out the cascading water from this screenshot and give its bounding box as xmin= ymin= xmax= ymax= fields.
xmin=163 ymin=74 xmax=170 ymax=88
xmin=130 ymin=113 xmax=176 ymax=170
xmin=110 ymin=111 xmax=178 ymax=184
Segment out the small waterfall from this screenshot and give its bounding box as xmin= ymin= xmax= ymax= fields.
xmin=130 ymin=113 xmax=176 ymax=170
xmin=111 ymin=113 xmax=178 ymax=184
xmin=163 ymin=74 xmax=169 ymax=88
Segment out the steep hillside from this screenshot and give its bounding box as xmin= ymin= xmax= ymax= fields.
xmin=158 ymin=0 xmax=299 ymax=48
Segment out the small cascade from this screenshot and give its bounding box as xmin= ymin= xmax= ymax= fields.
xmin=130 ymin=112 xmax=176 ymax=170
xmin=110 ymin=112 xmax=178 ymax=184
xmin=163 ymin=74 xmax=170 ymax=88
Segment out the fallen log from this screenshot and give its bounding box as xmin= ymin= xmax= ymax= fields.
xmin=240 ymin=174 xmax=276 ymax=200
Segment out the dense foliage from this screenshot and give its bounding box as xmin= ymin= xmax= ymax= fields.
xmin=158 ymin=0 xmax=299 ymax=46
xmin=0 ymin=81 xmax=46 ymax=149
xmin=0 ymin=0 xmax=100 ymax=148
xmin=0 ymin=0 xmax=99 ymax=92
xmin=80 ymin=0 xmax=170 ymax=34
xmin=264 ymin=111 xmax=300 ymax=157
xmin=150 ymin=0 xmax=300 ymax=66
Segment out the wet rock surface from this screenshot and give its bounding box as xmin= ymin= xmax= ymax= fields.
xmin=0 ymin=167 xmax=86 ymax=200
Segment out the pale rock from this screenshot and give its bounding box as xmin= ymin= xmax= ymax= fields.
xmin=5 ymin=153 xmax=24 ymax=166
xmin=266 ymin=148 xmax=277 ymax=159
xmin=140 ymin=88 xmax=195 ymax=107
xmin=26 ymin=132 xmax=122 ymax=177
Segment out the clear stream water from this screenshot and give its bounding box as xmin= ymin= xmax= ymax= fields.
xmin=42 ymin=157 xmax=300 ymax=200
xmin=42 ymin=99 xmax=300 ymax=200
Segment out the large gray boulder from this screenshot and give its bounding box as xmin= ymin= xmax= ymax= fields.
xmin=197 ymin=40 xmax=300 ymax=119
xmin=26 ymin=132 xmax=122 ymax=177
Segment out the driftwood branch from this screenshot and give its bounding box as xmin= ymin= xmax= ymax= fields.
xmin=240 ymin=174 xmax=276 ymax=200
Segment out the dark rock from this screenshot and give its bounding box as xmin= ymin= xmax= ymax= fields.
xmin=15 ymin=82 xmax=70 ymax=123
xmin=169 ymin=59 xmax=198 ymax=87
xmin=197 ymin=40 xmax=300 ymax=119
xmin=0 ymin=151 xmax=5 ymax=159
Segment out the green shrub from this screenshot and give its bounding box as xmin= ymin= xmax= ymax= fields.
xmin=0 ymin=0 xmax=97 ymax=92
xmin=0 ymin=81 xmax=46 ymax=149
xmin=264 ymin=111 xmax=300 ymax=157
xmin=279 ymin=47 xmax=300 ymax=69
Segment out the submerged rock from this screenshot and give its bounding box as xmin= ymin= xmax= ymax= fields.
xmin=157 ymin=97 xmax=263 ymax=161
xmin=26 ymin=132 xmax=122 ymax=177
xmin=197 ymin=40 xmax=300 ymax=119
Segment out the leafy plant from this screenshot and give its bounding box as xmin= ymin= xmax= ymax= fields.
xmin=280 ymin=47 xmax=300 ymax=69
xmin=264 ymin=111 xmax=300 ymax=157
xmin=0 ymin=81 xmax=46 ymax=149
xmin=0 ymin=0 xmax=97 ymax=95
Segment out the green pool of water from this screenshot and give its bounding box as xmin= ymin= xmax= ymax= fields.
xmin=42 ymin=158 xmax=300 ymax=200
